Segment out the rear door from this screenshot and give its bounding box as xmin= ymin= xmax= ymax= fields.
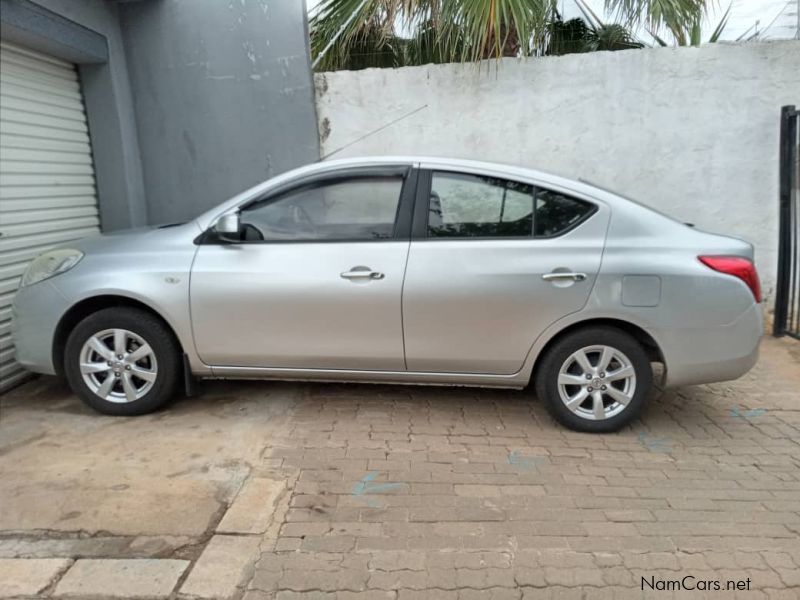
xmin=402 ymin=168 xmax=609 ymax=374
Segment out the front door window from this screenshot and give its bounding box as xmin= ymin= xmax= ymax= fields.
xmin=238 ymin=177 xmax=403 ymax=242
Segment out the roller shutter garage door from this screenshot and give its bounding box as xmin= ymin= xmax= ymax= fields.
xmin=0 ymin=41 xmax=101 ymax=392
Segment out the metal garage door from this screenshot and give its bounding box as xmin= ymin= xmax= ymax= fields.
xmin=0 ymin=41 xmax=100 ymax=392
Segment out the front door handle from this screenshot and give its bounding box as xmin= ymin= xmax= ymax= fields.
xmin=341 ymin=267 xmax=385 ymax=280
xmin=542 ymin=272 xmax=587 ymax=282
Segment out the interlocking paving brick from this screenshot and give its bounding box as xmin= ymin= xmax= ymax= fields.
xmin=244 ymin=336 xmax=800 ymax=598
xmin=54 ymin=558 xmax=188 ymax=598
xmin=4 ymin=338 xmax=798 ymax=598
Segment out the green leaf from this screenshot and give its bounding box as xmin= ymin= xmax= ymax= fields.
xmin=605 ymin=0 xmax=707 ymax=31
xmin=708 ymin=2 xmax=731 ymax=43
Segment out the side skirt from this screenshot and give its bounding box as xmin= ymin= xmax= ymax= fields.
xmin=203 ymin=365 xmax=529 ymax=390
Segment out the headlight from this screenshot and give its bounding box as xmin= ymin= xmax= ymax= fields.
xmin=21 ymin=249 xmax=84 ymax=287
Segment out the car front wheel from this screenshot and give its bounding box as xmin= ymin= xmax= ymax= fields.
xmin=535 ymin=326 xmax=652 ymax=433
xmin=64 ymin=307 xmax=180 ymax=416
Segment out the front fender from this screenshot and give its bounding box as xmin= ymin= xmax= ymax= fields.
xmin=50 ymin=254 xmax=209 ymax=375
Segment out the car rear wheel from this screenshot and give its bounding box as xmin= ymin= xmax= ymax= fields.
xmin=535 ymin=326 xmax=652 ymax=433
xmin=64 ymin=307 xmax=180 ymax=416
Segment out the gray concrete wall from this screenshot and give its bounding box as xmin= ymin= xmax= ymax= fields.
xmin=118 ymin=0 xmax=320 ymax=225
xmin=315 ymin=41 xmax=800 ymax=302
xmin=4 ymin=0 xmax=148 ymax=230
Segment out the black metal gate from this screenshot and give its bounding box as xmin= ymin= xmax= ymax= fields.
xmin=774 ymin=105 xmax=800 ymax=339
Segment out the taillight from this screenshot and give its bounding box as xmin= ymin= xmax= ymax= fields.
xmin=698 ymin=255 xmax=761 ymax=303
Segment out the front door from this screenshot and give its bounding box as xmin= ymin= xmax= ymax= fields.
xmin=402 ymin=169 xmax=609 ymax=374
xmin=190 ymin=168 xmax=414 ymax=370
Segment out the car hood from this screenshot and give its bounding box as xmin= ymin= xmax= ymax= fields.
xmin=60 ymin=222 xmax=203 ymax=256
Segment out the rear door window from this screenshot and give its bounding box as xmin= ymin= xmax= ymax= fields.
xmin=428 ymin=172 xmax=533 ymax=238
xmin=426 ymin=171 xmax=596 ymax=239
xmin=534 ymin=188 xmax=596 ymax=237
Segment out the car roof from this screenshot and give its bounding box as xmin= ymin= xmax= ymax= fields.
xmin=319 ymin=155 xmax=573 ymax=185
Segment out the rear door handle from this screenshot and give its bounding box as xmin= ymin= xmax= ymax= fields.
xmin=542 ymin=272 xmax=587 ymax=282
xmin=341 ymin=267 xmax=385 ymax=280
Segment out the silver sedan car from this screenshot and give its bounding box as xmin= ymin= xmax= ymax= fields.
xmin=12 ymin=157 xmax=763 ymax=432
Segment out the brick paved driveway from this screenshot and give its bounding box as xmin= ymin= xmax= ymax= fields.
xmin=1 ymin=336 xmax=798 ymax=599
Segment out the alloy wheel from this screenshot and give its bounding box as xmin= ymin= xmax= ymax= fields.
xmin=556 ymin=344 xmax=636 ymax=421
xmin=79 ymin=328 xmax=158 ymax=403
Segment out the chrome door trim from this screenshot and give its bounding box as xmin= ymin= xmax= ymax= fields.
xmin=542 ymin=272 xmax=587 ymax=281
xmin=340 ymin=268 xmax=385 ymax=280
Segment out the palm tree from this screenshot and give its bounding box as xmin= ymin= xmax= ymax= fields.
xmin=310 ymin=0 xmax=709 ymax=71
xmin=547 ymin=1 xmax=646 ymax=55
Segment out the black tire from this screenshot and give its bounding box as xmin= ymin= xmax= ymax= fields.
xmin=534 ymin=326 xmax=652 ymax=433
xmin=64 ymin=307 xmax=181 ymax=416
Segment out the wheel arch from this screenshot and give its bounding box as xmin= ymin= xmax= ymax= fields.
xmin=52 ymin=295 xmax=184 ymax=376
xmin=530 ymin=317 xmax=665 ymax=384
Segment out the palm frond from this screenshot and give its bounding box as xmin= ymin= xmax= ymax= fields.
xmin=708 ymin=2 xmax=731 ymax=43
xmin=546 ymin=17 xmax=591 ymax=55
xmin=310 ymin=0 xmax=709 ymax=70
xmin=588 ymin=23 xmax=645 ymax=50
xmin=647 ymin=28 xmax=670 ymax=46
xmin=310 ymin=0 xmax=430 ymax=70
xmin=574 ymin=0 xmax=604 ymax=30
xmin=649 ymin=1 xmax=728 ymax=47
xmin=605 ymin=0 xmax=707 ymax=31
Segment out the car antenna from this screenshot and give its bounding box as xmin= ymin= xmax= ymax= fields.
xmin=319 ymin=104 xmax=428 ymax=161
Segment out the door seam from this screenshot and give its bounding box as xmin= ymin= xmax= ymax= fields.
xmin=399 ymin=239 xmax=412 ymax=371
xmin=399 ymin=164 xmax=421 ymax=371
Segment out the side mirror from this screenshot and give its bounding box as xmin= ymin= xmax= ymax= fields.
xmin=213 ymin=212 xmax=241 ymax=241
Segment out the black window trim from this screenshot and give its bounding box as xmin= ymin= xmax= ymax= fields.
xmin=197 ymin=165 xmax=418 ymax=245
xmin=411 ymin=168 xmax=598 ymax=241
xmin=533 ymin=186 xmax=600 ymax=240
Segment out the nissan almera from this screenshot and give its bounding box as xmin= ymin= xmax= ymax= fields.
xmin=12 ymin=157 xmax=763 ymax=432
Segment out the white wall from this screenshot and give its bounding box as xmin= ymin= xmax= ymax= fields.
xmin=315 ymin=41 xmax=800 ymax=304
